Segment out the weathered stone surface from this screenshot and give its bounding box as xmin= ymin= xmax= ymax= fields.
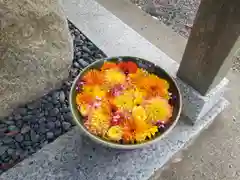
xmin=0 ymin=0 xmax=73 ymax=117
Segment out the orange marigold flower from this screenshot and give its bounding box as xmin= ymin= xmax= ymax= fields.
xmin=76 ymin=93 xmax=93 ymax=105
xmin=131 ymin=72 xmax=170 ymax=99
xmin=122 ymin=119 xmax=135 ymax=143
xmin=118 ymin=61 xmax=138 ymax=74
xmin=82 ymin=85 xmax=107 ymax=99
xmin=82 ymin=69 xmax=104 ymax=85
xmin=101 ymin=62 xmax=118 ymax=70
xmin=144 ymin=97 xmax=173 ymax=124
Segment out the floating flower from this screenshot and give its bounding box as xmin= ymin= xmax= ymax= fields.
xmin=82 ymin=69 xmax=104 ymax=85
xmin=113 ymin=91 xmax=134 ymax=111
xmin=132 ymin=106 xmax=147 ymax=122
xmin=82 ymin=85 xmax=107 ymax=99
xmin=76 ymin=93 xmax=93 ymax=105
xmin=118 ymin=61 xmax=138 ymax=74
xmin=101 ymin=62 xmax=118 ymax=70
xmin=78 ymin=104 xmax=90 ymax=116
xmin=144 ymin=97 xmax=173 ymax=124
xmin=122 ymin=119 xmax=136 ymax=143
xmin=135 ymin=126 xmax=158 ymax=142
xmin=107 ymin=126 xmax=123 ymax=141
xmin=133 ymin=89 xmax=146 ymax=105
xmin=104 ymin=69 xmax=126 ymax=87
xmin=85 ymin=108 xmax=111 ymax=135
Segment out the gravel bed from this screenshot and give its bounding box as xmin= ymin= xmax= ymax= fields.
xmin=130 ymin=0 xmax=240 ymax=72
xmin=0 ymin=21 xmax=106 ymax=174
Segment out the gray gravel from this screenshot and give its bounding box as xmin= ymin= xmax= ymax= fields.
xmin=0 ymin=21 xmax=106 ymax=174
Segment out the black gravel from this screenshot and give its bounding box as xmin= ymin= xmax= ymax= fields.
xmin=0 ymin=21 xmax=106 ymax=174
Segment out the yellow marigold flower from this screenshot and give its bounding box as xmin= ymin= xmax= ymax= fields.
xmin=83 ymin=85 xmax=107 ymax=99
xmin=132 ymin=106 xmax=147 ymax=122
xmin=107 ymin=126 xmax=123 ymax=141
xmin=144 ymin=97 xmax=173 ymax=124
xmin=133 ymin=89 xmax=146 ymax=105
xmin=113 ymin=92 xmax=134 ymax=111
xmin=78 ymin=104 xmax=90 ymax=116
xmin=135 ymin=126 xmax=158 ymax=142
xmin=104 ymin=69 xmax=126 ymax=86
xmin=85 ymin=108 xmax=111 ymax=135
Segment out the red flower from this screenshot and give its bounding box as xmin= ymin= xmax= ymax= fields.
xmin=118 ymin=61 xmax=138 ymax=74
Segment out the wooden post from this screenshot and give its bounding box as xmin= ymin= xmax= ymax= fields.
xmin=177 ymin=0 xmax=240 ymax=95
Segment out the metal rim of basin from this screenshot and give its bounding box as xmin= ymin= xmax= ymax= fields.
xmin=69 ymin=56 xmax=182 ymax=149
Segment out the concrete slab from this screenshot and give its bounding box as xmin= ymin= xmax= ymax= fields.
xmin=95 ymin=0 xmax=187 ymax=63
xmin=0 ymin=99 xmax=229 ymax=180
xmin=59 ymin=0 xmax=179 ymax=76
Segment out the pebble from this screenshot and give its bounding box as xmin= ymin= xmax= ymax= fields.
xmin=62 ymin=122 xmax=71 ymax=131
xmin=4 ymin=120 xmax=14 ymax=125
xmin=0 ymin=146 xmax=7 ymax=156
xmin=75 ymin=51 xmax=82 ymax=57
xmin=14 ymin=114 xmax=22 ymax=121
xmin=7 ymin=148 xmax=15 ymax=155
xmin=37 ymin=112 xmax=45 ymax=118
xmin=23 ymin=141 xmax=32 ymax=147
xmin=17 ymin=108 xmax=27 ymax=115
xmin=22 ymin=115 xmax=33 ymax=121
xmin=82 ymin=46 xmax=91 ymax=54
xmin=24 ymin=134 xmax=31 ymax=141
xmin=15 ymin=120 xmax=23 ymax=128
xmin=63 ymin=112 xmax=73 ymax=121
xmin=2 ymin=137 xmax=13 ymax=144
xmin=78 ymin=58 xmax=89 ymax=67
xmin=15 ymin=134 xmax=24 ymax=143
xmin=0 ymin=127 xmax=7 ymax=136
xmin=59 ymin=91 xmax=66 ymax=103
xmin=61 ymin=106 xmax=70 ymax=113
xmin=50 ymin=108 xmax=60 ymax=117
xmin=39 ymin=124 xmax=47 ymax=134
xmin=49 ymin=117 xmax=57 ymax=122
xmin=39 ymin=117 xmax=47 ymax=123
xmin=52 ymin=92 xmax=60 ymax=101
xmin=73 ymin=62 xmax=81 ymax=68
xmin=31 ymin=123 xmax=39 ymax=130
xmin=30 ymin=130 xmax=39 ymax=142
xmin=55 ymin=120 xmax=62 ymax=128
xmin=47 ymin=121 xmax=55 ymax=129
xmin=46 ymin=132 xmax=54 ymax=140
xmin=54 ymin=129 xmax=62 ymax=137
xmin=21 ymin=125 xmax=31 ymax=134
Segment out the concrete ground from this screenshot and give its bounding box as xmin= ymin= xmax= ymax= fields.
xmin=159 ymin=70 xmax=240 ymax=180
xmin=96 ymin=0 xmax=240 ymax=179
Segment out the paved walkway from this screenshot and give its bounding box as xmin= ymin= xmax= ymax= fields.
xmin=160 ymin=70 xmax=240 ymax=180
